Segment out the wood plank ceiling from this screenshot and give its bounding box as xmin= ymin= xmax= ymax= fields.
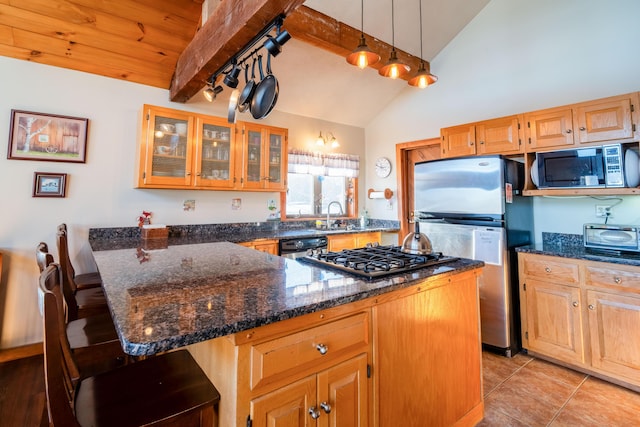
xmin=0 ymin=0 xmax=427 ymax=104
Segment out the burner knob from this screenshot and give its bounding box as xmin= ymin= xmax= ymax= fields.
xmin=295 ymin=240 xmax=304 ymax=249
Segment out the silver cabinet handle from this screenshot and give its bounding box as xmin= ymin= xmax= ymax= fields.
xmin=566 ymin=129 xmax=572 ymax=134
xmin=320 ymin=402 xmax=332 ymax=414
xmin=572 ymin=301 xmax=579 ymax=307
xmin=479 ymin=141 xmax=485 ymax=145
xmin=309 ymin=407 xmax=320 ymax=419
xmin=580 ymin=127 xmax=586 ymax=131
xmin=588 ymin=304 xmax=595 ymax=310
xmin=316 ymin=343 xmax=328 ymax=355
xmin=614 ymin=276 xmax=622 ymax=284
xmin=545 ymin=267 xmax=552 ymax=273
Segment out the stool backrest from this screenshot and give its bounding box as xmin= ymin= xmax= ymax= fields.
xmin=36 ymin=242 xmax=54 ymax=273
xmin=55 ymin=227 xmax=81 ymax=320
xmin=40 ymin=263 xmax=82 ymax=427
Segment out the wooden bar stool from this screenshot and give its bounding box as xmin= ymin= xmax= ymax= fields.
xmin=57 ymin=223 xmax=102 ymax=290
xmin=37 ymin=253 xmax=127 ymax=381
xmin=55 ymin=230 xmax=109 ymax=320
xmin=40 ymin=264 xmax=220 ymax=427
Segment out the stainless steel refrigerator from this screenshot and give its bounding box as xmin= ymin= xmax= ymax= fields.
xmin=414 ymin=155 xmax=533 ymax=357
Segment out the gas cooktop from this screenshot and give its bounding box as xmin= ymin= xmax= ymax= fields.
xmin=299 ymin=244 xmax=458 ymax=280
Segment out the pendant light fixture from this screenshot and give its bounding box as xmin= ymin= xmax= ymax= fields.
xmin=379 ymin=0 xmax=410 ymax=79
xmin=346 ymin=0 xmax=380 ymax=69
xmin=408 ymin=0 xmax=438 ymax=88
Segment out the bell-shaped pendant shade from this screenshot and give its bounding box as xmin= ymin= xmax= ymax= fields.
xmin=378 ymin=49 xmax=410 ymax=79
xmin=346 ymin=34 xmax=380 ymax=69
xmin=408 ymin=61 xmax=438 ymax=88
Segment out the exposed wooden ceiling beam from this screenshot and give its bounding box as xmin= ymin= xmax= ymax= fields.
xmin=170 ymin=0 xmax=306 ymax=102
xmin=285 ymin=6 xmax=428 ymax=82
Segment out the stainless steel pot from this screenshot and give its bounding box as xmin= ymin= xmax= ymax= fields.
xmin=401 ymin=221 xmax=433 ymax=255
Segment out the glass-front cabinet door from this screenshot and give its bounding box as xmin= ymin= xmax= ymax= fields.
xmin=265 ymin=127 xmax=286 ymax=191
xmin=140 ymin=106 xmax=194 ymax=187
xmin=240 ymin=122 xmax=287 ymax=191
xmin=194 ymin=117 xmax=235 ymax=188
xmin=243 ymin=124 xmax=264 ymax=190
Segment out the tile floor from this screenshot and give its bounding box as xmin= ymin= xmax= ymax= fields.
xmin=478 ymin=351 xmax=640 ymax=426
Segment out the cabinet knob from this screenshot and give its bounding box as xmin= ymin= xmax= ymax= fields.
xmin=308 ymin=407 xmax=321 ymax=419
xmin=545 ymin=267 xmax=552 ymax=273
xmin=316 ymin=343 xmax=328 ymax=355
xmin=588 ymin=304 xmax=595 ymax=310
xmin=614 ymin=276 xmax=622 ymax=284
xmin=572 ymin=301 xmax=579 ymax=307
xmin=566 ymin=129 xmax=572 ymax=134
xmin=469 ymin=142 xmax=474 ymax=146
xmin=479 ymin=141 xmax=485 ymax=145
xmin=320 ymin=402 xmax=332 ymax=414
xmin=580 ymin=127 xmax=586 ymax=131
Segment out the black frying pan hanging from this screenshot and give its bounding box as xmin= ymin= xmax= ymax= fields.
xmin=250 ymin=53 xmax=279 ymax=120
xmin=238 ymin=58 xmax=256 ymax=113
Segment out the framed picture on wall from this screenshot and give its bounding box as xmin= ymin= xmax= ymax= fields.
xmin=33 ymin=172 xmax=67 ymax=198
xmin=7 ymin=110 xmax=89 ymax=163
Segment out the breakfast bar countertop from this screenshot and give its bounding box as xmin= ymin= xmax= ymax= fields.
xmin=91 ymin=241 xmax=482 ymax=356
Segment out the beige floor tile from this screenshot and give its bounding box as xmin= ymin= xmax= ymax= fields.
xmin=482 ymin=358 xmax=586 ymax=426
xmin=483 ymin=351 xmax=534 ymax=395
xmin=550 ymin=376 xmax=640 ymax=426
xmin=476 ymin=402 xmax=531 ymax=427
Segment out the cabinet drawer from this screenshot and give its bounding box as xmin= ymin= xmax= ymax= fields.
xmin=584 ymin=265 xmax=640 ymax=294
xmin=521 ymin=255 xmax=579 ymax=284
xmin=250 ymin=312 xmax=369 ymax=390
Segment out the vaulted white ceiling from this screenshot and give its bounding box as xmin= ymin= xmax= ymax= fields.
xmin=253 ymin=0 xmax=490 ymax=127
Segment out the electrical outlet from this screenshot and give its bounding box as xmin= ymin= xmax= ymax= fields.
xmin=595 ymin=205 xmax=612 ymax=218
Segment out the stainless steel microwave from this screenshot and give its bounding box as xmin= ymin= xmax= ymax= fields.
xmin=531 ymin=144 xmax=639 ymax=189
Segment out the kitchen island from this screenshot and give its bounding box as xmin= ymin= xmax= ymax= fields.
xmin=91 ymin=240 xmax=485 ymax=426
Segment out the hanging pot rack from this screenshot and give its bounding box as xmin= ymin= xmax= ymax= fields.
xmin=206 ymin=15 xmax=289 ymax=94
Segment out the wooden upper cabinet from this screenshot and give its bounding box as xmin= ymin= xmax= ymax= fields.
xmin=574 ymin=94 xmax=637 ymax=144
xmin=476 ymin=115 xmax=523 ymax=155
xmin=440 ymin=124 xmax=476 ymax=158
xmin=524 ymin=107 xmax=574 ymax=150
xmin=441 ymin=116 xmax=523 ymax=158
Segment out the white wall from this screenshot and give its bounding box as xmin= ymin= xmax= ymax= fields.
xmin=0 ymin=57 xmax=364 ymax=349
xmin=365 ymin=0 xmax=640 ymax=237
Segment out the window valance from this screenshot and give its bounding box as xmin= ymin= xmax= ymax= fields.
xmin=288 ymin=150 xmax=360 ymax=178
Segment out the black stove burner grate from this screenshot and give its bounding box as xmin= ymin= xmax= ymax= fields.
xmin=300 ymin=245 xmax=457 ymax=279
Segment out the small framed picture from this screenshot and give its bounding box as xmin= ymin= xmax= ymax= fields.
xmin=33 ymin=172 xmax=67 ymax=198
xmin=8 ymin=110 xmax=89 ymax=163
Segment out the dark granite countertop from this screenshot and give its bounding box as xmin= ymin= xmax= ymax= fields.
xmin=92 ymin=241 xmax=482 ymax=356
xmin=89 ymin=222 xmax=399 ymax=251
xmin=516 ymin=232 xmax=640 ymax=267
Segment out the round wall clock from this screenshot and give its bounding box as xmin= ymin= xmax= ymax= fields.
xmin=375 ymin=157 xmax=392 ymax=178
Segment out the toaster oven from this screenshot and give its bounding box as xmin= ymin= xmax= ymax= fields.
xmin=583 ymin=223 xmax=640 ymax=253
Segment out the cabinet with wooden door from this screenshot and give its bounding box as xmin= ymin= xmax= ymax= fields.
xmin=327 ymin=231 xmax=381 ymax=251
xmin=251 ymin=354 xmax=368 ymax=427
xmin=238 ymin=239 xmax=278 ymax=255
xmin=518 ymin=254 xmax=584 ymax=365
xmin=440 ymin=115 xmax=523 ymax=158
xmin=239 ymin=122 xmax=287 ymax=191
xmin=188 ymin=307 xmax=371 ymax=427
xmin=518 ymin=252 xmax=640 ymax=391
xmin=524 ymin=93 xmax=639 ymax=151
xmin=136 ymin=105 xmax=288 ymax=192
xmin=137 ymin=105 xmax=236 ymax=190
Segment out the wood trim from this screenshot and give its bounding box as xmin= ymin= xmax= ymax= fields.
xmin=285 ymin=6 xmax=425 ymax=81
xmin=170 ymin=3 xmax=430 ymax=102
xmin=0 ymin=343 xmax=43 ymax=363
xmin=170 ymin=0 xmax=307 ymax=102
xmin=395 ymin=138 xmax=441 ymax=244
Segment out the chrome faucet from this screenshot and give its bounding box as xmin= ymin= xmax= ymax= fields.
xmin=326 ymin=201 xmax=344 ymax=228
